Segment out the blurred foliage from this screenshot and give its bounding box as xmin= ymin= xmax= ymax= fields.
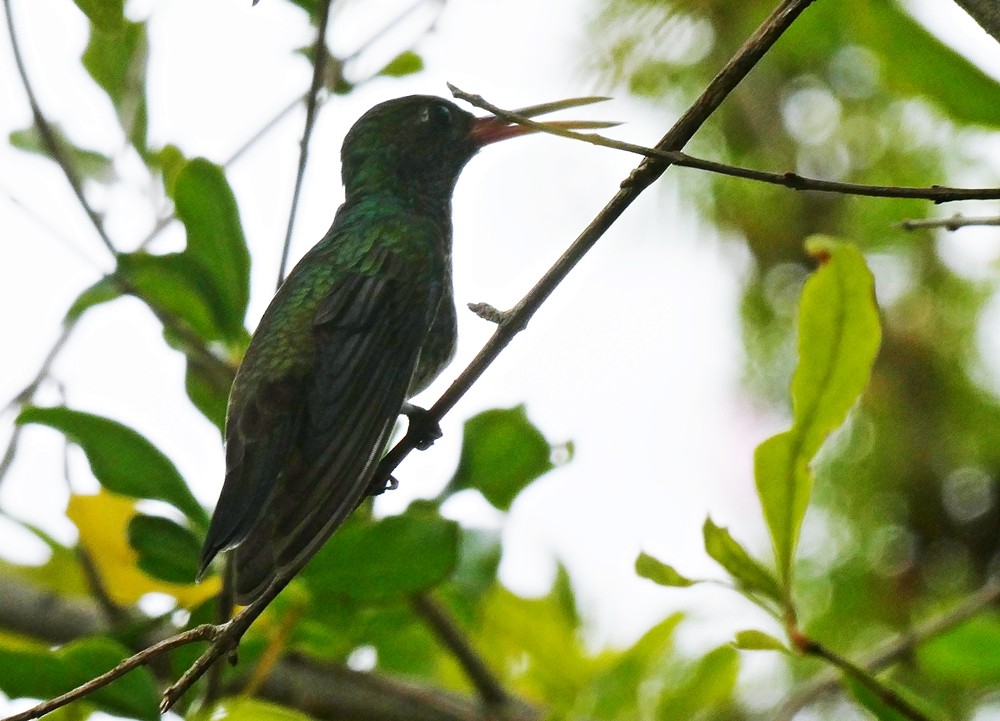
xmin=590 ymin=0 xmax=1000 ymax=718
xmin=1 ymin=0 xmax=999 ymax=720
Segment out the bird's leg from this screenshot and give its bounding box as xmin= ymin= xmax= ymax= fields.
xmin=401 ymin=402 xmax=443 ymax=451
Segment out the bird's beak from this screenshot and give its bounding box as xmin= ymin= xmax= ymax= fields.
xmin=470 ymin=96 xmax=616 ymax=147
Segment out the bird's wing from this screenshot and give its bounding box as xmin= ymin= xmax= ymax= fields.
xmin=231 ymin=261 xmax=434 ymax=602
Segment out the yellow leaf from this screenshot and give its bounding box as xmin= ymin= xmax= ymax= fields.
xmin=67 ymin=491 xmax=219 ymax=607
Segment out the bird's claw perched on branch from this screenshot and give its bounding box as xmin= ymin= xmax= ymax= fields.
xmin=402 ymin=403 xmax=443 ymax=450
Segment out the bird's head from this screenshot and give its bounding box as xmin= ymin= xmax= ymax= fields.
xmin=340 ymin=94 xmax=610 ymax=202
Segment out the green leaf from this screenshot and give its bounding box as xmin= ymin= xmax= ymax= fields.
xmin=117 ymin=251 xmax=226 ymax=341
xmin=635 ymin=552 xmax=697 ymax=587
xmin=303 ymin=512 xmax=459 ymax=601
xmin=447 ymin=406 xmax=555 ymax=510
xmin=917 ymin=613 xmax=1000 ymax=686
xmin=379 ymin=51 xmax=424 ymax=78
xmin=16 ymin=406 xmax=209 ymax=528
xmin=754 ymin=238 xmax=880 ymax=588
xmin=0 ymin=636 xmax=158 ymax=721
xmin=171 ymin=158 xmax=250 ymax=342
xmin=72 ymin=0 xmax=124 ymax=32
xmin=183 ymin=354 xmax=233 ymax=433
xmin=128 ymin=514 xmax=202 ymax=584
xmin=65 ymin=275 xmax=121 ymax=322
xmin=82 ymin=20 xmax=148 ymax=150
xmin=703 ymin=518 xmax=782 ymax=604
xmin=655 ymin=645 xmax=740 ymax=721
xmin=10 ymin=124 xmax=114 ymax=183
xmin=148 ymin=143 xmax=186 ymax=195
xmin=861 ymin=2 xmax=1000 ymax=128
xmin=585 ymin=613 xmax=684 ymax=719
xmin=211 ymin=698 xmax=316 ymax=721
xmin=733 ymin=629 xmax=789 ymax=653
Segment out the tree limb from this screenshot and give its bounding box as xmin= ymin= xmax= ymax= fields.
xmin=411 ymin=592 xmax=509 ymax=708
xmin=0 ymin=577 xmax=537 ymax=721
xmin=373 ymin=0 xmax=820 ymax=487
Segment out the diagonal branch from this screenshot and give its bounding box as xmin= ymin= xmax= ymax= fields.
xmin=373 ymin=0 xmax=819 ymax=485
xmin=276 ymin=0 xmax=334 ymax=289
xmin=778 ymin=581 xmax=1000 ymax=721
xmin=411 ymin=592 xmax=509 ymax=707
xmin=3 ymin=0 xmax=116 ymax=257
xmin=799 ymin=638 xmax=934 ymax=721
xmin=3 ymin=624 xmax=219 ymax=721
xmin=0 ymin=576 xmax=538 ymax=721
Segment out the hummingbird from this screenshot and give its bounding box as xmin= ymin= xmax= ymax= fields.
xmin=197 ymin=94 xmax=610 ymax=604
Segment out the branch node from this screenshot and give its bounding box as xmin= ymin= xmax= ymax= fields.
xmin=468 ymin=302 xmax=512 ymax=325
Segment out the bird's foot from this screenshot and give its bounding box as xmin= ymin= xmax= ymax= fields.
xmin=366 ymin=474 xmax=399 ymax=497
xmin=402 ymin=403 xmax=442 ymax=451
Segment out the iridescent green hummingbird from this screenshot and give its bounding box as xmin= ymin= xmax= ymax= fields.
xmin=198 ymin=94 xmax=609 ymax=603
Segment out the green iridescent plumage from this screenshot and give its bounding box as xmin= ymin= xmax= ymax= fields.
xmin=199 ymin=93 xmax=610 ymax=603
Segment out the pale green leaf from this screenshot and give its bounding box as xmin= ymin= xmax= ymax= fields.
xmin=733 ymin=629 xmax=789 ymax=653
xmin=755 ymin=237 xmax=881 ymax=588
xmin=703 ymin=518 xmax=782 ymax=604
xmin=635 ymin=552 xmax=697 ymax=587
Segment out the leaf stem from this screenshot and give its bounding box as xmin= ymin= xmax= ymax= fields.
xmin=798 ymin=636 xmax=936 ymax=721
xmin=779 ymin=581 xmax=1000 ymax=720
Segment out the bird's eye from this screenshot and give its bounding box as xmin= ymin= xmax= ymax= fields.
xmin=420 ymin=103 xmax=453 ymax=129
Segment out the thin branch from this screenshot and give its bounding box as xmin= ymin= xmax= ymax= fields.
xmin=276 ymin=0 xmax=334 ymax=288
xmin=0 ymin=322 xmax=76 ymax=490
xmin=373 ymin=0 xmax=819 ymax=486
xmin=160 ymin=574 xmax=288 ymax=711
xmin=3 ymin=0 xmax=116 ymax=257
xmin=0 ymin=576 xmax=538 ymax=721
xmin=137 ymin=94 xmax=307 ymax=251
xmin=2 ymin=624 xmax=219 ymax=721
xmin=800 ymin=638 xmax=935 ymax=721
xmin=451 ymin=89 xmax=1000 ymax=205
xmin=899 ymin=213 xmax=1000 ymax=231
xmin=411 ymin=592 xmax=508 ymax=707
xmin=76 ymin=548 xmax=129 ymax=625
xmin=779 ymin=582 xmax=1000 ymax=721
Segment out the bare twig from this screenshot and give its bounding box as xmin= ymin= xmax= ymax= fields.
xmin=0 ymin=322 xmax=76 ymax=490
xmin=899 ymin=213 xmax=1000 ymax=231
xmin=411 ymin=592 xmax=508 ymax=707
xmin=372 ymin=0 xmax=819 ymax=486
xmin=452 ymin=89 xmax=1000 ymax=205
xmin=276 ymin=0 xmax=334 ymax=288
xmin=2 ymin=624 xmax=218 ymax=721
xmin=3 ymin=0 xmax=116 ymax=256
xmin=159 ymin=575 xmax=287 ymax=711
xmin=779 ymin=582 xmax=1000 ymax=721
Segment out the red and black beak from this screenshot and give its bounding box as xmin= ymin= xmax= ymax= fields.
xmin=470 ymin=96 xmax=616 ymax=147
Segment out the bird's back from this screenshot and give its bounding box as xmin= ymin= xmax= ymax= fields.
xmin=201 ymin=200 xmax=455 ymax=602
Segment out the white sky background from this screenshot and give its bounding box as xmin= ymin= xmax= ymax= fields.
xmin=0 ymin=0 xmax=998 ymax=698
